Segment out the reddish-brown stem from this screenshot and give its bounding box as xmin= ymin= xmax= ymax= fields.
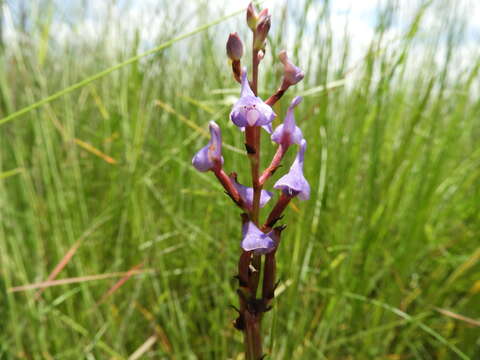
xmin=249 ymin=44 xmax=262 ymax=297
xmin=245 ymin=126 xmax=260 ymax=221
xmin=263 ymin=193 xmax=292 ymax=231
xmin=265 ymin=79 xmax=290 ymax=107
xmin=232 ymin=60 xmax=241 ymax=83
xmin=238 ymin=248 xmax=252 ymax=288
xmin=259 ymin=144 xmax=288 ymax=186
xmin=239 ymin=37 xmax=264 ymax=360
xmin=245 ymin=131 xmax=262 ymax=298
xmin=245 ymin=47 xmax=262 ymax=225
xmin=251 ymin=127 xmax=261 ymax=223
xmin=262 ymin=227 xmax=283 ymax=306
xmin=237 ymin=250 xmax=251 ymax=328
xmin=213 ymin=168 xmax=246 ymax=210
xmin=252 ymin=49 xmax=259 ymax=95
xmin=250 ymin=47 xmax=262 ymax=225
xmin=262 ymin=252 xmax=276 ymax=302
xmin=248 ymin=254 xmax=262 ymax=295
xmin=244 ymin=310 xmax=263 ymax=360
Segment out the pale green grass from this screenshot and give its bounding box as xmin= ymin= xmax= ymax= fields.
xmin=0 ymin=0 xmax=479 ymax=359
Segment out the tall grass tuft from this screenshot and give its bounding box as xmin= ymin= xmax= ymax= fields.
xmin=0 ymin=0 xmax=479 ymax=358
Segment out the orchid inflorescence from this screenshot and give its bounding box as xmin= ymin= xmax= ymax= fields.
xmin=192 ymin=3 xmax=309 ymax=359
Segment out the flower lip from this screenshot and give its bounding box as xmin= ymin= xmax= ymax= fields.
xmin=230 ymin=69 xmax=276 ymax=128
xmin=279 ymin=50 xmax=304 ymax=85
xmin=241 ymin=221 xmax=276 ymax=254
xmin=192 ymin=121 xmax=224 ymax=172
xmin=271 ymin=96 xmax=304 ymax=147
xmin=273 ymin=139 xmax=310 ymax=200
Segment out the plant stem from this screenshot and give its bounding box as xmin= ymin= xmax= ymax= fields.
xmin=250 ymin=48 xmax=262 ymax=225
xmin=259 ymin=145 xmax=288 ymax=186
xmin=265 ymin=79 xmax=289 ymax=106
xmin=252 ymin=49 xmax=259 ymax=95
xmin=240 ymin=41 xmax=264 ymax=360
xmin=263 ymin=193 xmax=292 ymax=231
xmin=244 ymin=311 xmax=263 ymax=360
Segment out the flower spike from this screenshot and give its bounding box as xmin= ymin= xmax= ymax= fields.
xmin=273 ymin=139 xmax=310 ymax=200
xmin=230 ymin=69 xmax=276 ymax=128
xmin=192 ymin=121 xmax=224 ymax=172
xmin=191 ymin=3 xmax=310 ymax=356
xmin=241 ymin=221 xmax=276 ymax=254
xmin=279 ymin=50 xmax=304 ymax=86
xmin=271 ymin=96 xmax=304 ymax=147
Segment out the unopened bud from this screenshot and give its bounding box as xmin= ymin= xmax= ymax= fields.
xmin=226 ymin=33 xmax=244 ymax=61
xmin=254 ymin=13 xmax=271 ymax=50
xmin=246 ymin=2 xmax=258 ymax=31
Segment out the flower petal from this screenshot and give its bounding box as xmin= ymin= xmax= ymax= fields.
xmin=231 ymin=177 xmax=273 ymax=209
xmin=273 ymin=139 xmax=310 ymax=200
xmin=192 ymin=145 xmax=213 ymax=172
xmin=271 ymin=96 xmax=303 ymax=146
xmin=241 ymin=221 xmax=276 ymax=254
xmin=191 ymin=121 xmax=224 ymax=172
xmin=230 ymin=68 xmax=276 ymax=128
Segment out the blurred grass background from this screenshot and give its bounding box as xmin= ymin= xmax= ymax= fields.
xmin=0 ymin=0 xmax=479 ymax=358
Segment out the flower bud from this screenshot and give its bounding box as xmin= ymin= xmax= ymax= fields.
xmin=246 ymin=2 xmax=258 ymax=31
xmin=226 ymin=32 xmax=244 ymax=61
xmin=273 ymin=139 xmax=310 ymax=200
xmin=258 ymin=8 xmax=269 ymax=20
xmin=254 ymin=13 xmax=271 ymax=50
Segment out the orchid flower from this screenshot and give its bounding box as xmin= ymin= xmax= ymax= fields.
xmin=274 ymin=139 xmax=310 ymax=200
xmin=231 ymin=175 xmax=272 ymax=209
xmin=192 ymin=121 xmax=223 ymax=172
xmin=271 ymin=96 xmax=304 ymax=147
xmin=241 ymin=221 xmax=276 ymax=254
xmin=230 ymin=69 xmax=276 ymax=128
xmin=279 ymin=50 xmax=304 ymax=86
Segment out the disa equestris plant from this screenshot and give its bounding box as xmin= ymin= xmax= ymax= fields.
xmin=192 ymin=3 xmax=309 ymax=359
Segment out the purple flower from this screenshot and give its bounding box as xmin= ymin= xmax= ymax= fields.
xmin=279 ymin=50 xmax=304 ymax=86
xmin=230 ymin=69 xmax=276 ymax=128
xmin=192 ymin=121 xmax=223 ymax=172
xmin=231 ymin=176 xmax=272 ymax=209
xmin=273 ymin=139 xmax=310 ymax=200
xmin=241 ymin=221 xmax=276 ymax=254
xmin=271 ymin=96 xmax=304 ymax=147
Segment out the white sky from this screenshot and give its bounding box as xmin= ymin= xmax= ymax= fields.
xmin=2 ymin=0 xmax=479 ymax=73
